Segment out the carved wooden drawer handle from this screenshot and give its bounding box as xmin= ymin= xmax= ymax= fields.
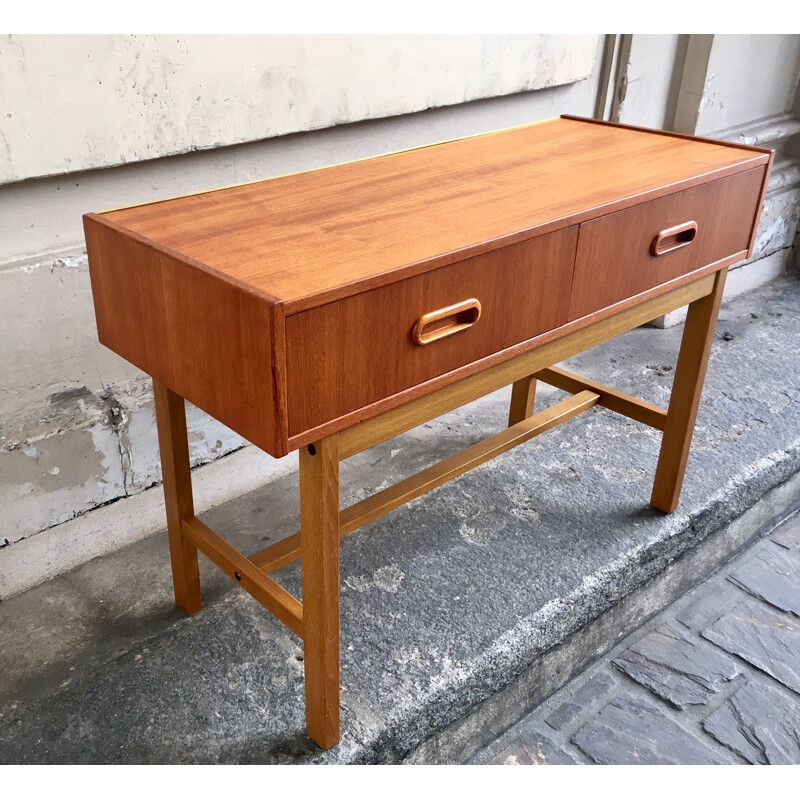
xmin=651 ymin=221 xmax=698 ymax=256
xmin=412 ymin=298 xmax=482 ymax=346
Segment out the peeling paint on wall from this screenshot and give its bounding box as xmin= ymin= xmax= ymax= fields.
xmin=0 ymin=373 xmax=247 ymax=546
xmin=0 ymin=253 xmax=139 ymax=420
xmin=0 ymin=34 xmax=598 ymax=184
xmin=0 ymin=393 xmax=126 ymax=544
xmin=694 ymin=35 xmax=800 ymax=135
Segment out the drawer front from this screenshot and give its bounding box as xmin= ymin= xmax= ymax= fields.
xmin=286 ymin=227 xmax=578 ymax=437
xmin=568 ymin=167 xmax=765 ymax=320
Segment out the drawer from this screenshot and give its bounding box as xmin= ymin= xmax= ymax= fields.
xmin=568 ymin=167 xmax=766 ymax=320
xmin=286 ymin=227 xmax=578 ymax=436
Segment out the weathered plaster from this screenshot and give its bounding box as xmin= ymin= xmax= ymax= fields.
xmin=0 ymin=34 xmax=598 ymax=184
xmin=672 ymin=35 xmax=715 ymax=135
xmin=694 ymin=36 xmax=800 ymax=136
xmin=650 ymin=35 xmax=800 ymax=327
xmin=0 ymin=443 xmax=298 ymax=599
xmin=0 ymin=373 xmax=250 ymax=547
xmin=112 ymin=378 xmax=248 ymax=494
xmin=0 ymin=391 xmax=125 ymax=545
xmin=0 ymin=255 xmax=139 ymax=420
xmin=612 ymin=35 xmax=687 ymax=130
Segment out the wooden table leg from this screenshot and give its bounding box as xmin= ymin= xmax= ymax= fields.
xmin=300 ymin=434 xmax=341 ymax=749
xmin=508 ymin=375 xmax=538 ymax=426
xmin=651 ymin=268 xmax=728 ymax=513
xmin=153 ymin=379 xmax=202 ymax=615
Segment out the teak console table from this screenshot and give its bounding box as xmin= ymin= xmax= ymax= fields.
xmin=85 ymin=116 xmax=772 ymax=749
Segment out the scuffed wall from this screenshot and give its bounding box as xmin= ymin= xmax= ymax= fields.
xmin=0 ymin=34 xmax=598 ymax=184
xmin=694 ymin=35 xmax=800 ymax=135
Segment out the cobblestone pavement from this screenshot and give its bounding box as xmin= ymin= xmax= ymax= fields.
xmin=471 ymin=510 xmax=800 ymax=765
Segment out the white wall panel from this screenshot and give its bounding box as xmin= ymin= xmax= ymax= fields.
xmin=0 ymin=34 xmax=598 ymax=184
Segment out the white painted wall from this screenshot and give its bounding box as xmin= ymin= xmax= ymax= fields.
xmin=613 ymin=35 xmax=686 ymax=130
xmin=695 ymin=35 xmax=800 ymax=135
xmin=0 ymin=34 xmax=597 ymax=184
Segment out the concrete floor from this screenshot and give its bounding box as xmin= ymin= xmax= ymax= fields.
xmin=1 ymin=274 xmax=799 ymax=764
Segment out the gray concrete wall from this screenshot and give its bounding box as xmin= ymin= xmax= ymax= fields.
xmin=1 ymin=34 xmax=798 ymax=599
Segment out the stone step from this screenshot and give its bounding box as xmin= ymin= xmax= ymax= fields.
xmin=469 ymin=511 xmax=800 ymax=765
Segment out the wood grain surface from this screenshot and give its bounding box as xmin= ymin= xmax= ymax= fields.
xmin=98 ymin=117 xmax=769 ymax=312
xmin=651 ymin=269 xmax=729 ymax=512
xmin=300 ymin=435 xmax=342 ymax=749
xmin=334 ymin=275 xmax=717 ymax=460
xmin=85 ymin=117 xmax=770 ymax=454
xmin=285 ymin=227 xmax=577 ymax=436
xmin=84 ymin=214 xmax=285 ymax=455
xmin=95 ymin=117 xmax=772 ymax=751
xmin=153 ymin=380 xmax=202 ymax=615
xmin=568 ymin=167 xmax=765 ymax=319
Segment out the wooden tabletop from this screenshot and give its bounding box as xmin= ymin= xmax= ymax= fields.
xmin=95 ymin=116 xmax=768 ymax=313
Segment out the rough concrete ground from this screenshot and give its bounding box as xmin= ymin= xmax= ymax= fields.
xmin=0 ymin=274 xmax=798 ymax=764
xmin=472 ymin=511 xmax=800 ymax=765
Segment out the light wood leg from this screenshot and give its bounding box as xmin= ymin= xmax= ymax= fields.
xmin=300 ymin=434 xmax=341 ymax=749
xmin=651 ymin=269 xmax=728 ymax=513
xmin=508 ymin=376 xmax=538 ymax=426
xmin=153 ymin=379 xmax=202 ymax=615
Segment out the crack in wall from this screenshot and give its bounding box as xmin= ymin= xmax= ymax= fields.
xmin=100 ymin=388 xmax=134 ymax=496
